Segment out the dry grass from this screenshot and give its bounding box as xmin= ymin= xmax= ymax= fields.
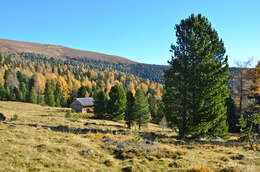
xmin=0 ymin=101 xmax=259 ymax=171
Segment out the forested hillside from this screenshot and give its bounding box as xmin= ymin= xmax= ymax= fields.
xmin=0 ymin=53 xmax=163 ymax=108
xmin=0 ymin=39 xmax=166 ymax=82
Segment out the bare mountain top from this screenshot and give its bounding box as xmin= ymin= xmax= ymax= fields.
xmin=0 ymin=38 xmax=137 ymax=64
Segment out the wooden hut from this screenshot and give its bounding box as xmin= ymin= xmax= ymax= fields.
xmin=70 ymin=98 xmax=94 ymax=113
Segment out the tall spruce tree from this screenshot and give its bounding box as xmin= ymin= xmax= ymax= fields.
xmin=28 ymin=88 xmax=37 ymax=104
xmin=163 ymin=14 xmax=230 ymax=138
xmin=148 ymin=95 xmax=157 ymax=122
xmin=54 ymin=84 xmax=66 ymax=107
xmin=94 ymin=89 xmax=108 ymax=119
xmin=226 ymin=96 xmax=239 ymax=132
xmin=108 ymin=85 xmax=127 ymax=121
xmin=125 ymin=91 xmax=136 ymax=129
xmin=44 ymin=82 xmax=55 ymax=107
xmin=156 ymin=100 xmax=165 ymax=123
xmin=78 ymin=86 xmax=87 ymax=98
xmin=133 ymin=89 xmax=149 ymax=129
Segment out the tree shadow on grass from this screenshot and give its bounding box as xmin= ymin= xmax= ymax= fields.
xmin=2 ymin=121 xmax=252 ymax=148
xmin=84 ymin=121 xmax=125 ymax=129
xmin=3 ymin=121 xmax=130 ymax=135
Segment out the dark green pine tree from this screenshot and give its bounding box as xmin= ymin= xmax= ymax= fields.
xmin=9 ymin=87 xmax=16 ymax=101
xmin=78 ymin=86 xmax=87 ymax=98
xmin=156 ymin=100 xmax=165 ymax=123
xmin=28 ymin=75 xmax=37 ymax=104
xmin=0 ymin=85 xmax=5 ymax=100
xmin=163 ymin=14 xmax=230 ymax=138
xmin=54 ymin=84 xmax=65 ymax=107
xmin=18 ymin=82 xmax=28 ymax=102
xmin=226 ymin=96 xmax=239 ymax=132
xmin=94 ymin=89 xmax=108 ymax=119
xmin=5 ymin=86 xmax=11 ymax=100
xmin=37 ymin=93 xmax=45 ymax=105
xmin=44 ymin=82 xmax=55 ymax=107
xmin=108 ymin=85 xmax=127 ymax=121
xmin=133 ymin=89 xmax=150 ymax=129
xmin=148 ymin=95 xmax=157 ymax=122
xmin=28 ymin=88 xmax=37 ymax=104
xmin=4 ymin=70 xmax=10 ymax=87
xmin=125 ymin=91 xmax=136 ymax=129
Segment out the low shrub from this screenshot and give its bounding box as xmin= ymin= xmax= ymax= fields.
xmin=169 ymin=159 xmax=191 ymax=168
xmin=65 ymin=110 xmax=72 ymax=118
xmin=0 ymin=113 xmax=6 ymax=121
xmin=220 ymin=156 xmax=230 ymax=162
xmin=219 ymin=166 xmax=243 ymax=172
xmin=132 ymin=129 xmax=142 ymax=143
xmin=184 ymin=165 xmax=213 ymax=172
xmin=175 ymin=148 xmax=188 ymax=156
xmin=230 ymin=154 xmax=245 ymax=160
xmin=104 ymin=160 xmax=113 ymax=167
xmin=11 ymin=114 xmax=18 ymax=121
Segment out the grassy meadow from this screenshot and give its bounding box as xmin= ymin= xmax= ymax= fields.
xmin=0 ymin=101 xmax=259 ymax=172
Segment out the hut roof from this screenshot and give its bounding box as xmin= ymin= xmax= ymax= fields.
xmin=76 ymin=97 xmax=94 ymax=106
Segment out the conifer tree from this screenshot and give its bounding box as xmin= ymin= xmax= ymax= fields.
xmin=0 ymin=85 xmax=5 ymax=100
xmin=108 ymin=85 xmax=127 ymax=121
xmin=125 ymin=91 xmax=135 ymax=129
xmin=226 ymin=96 xmax=239 ymax=132
xmin=37 ymin=93 xmax=45 ymax=105
xmin=94 ymin=89 xmax=108 ymax=119
xmin=78 ymin=86 xmax=87 ymax=98
xmin=9 ymin=87 xmax=16 ymax=101
xmin=4 ymin=70 xmax=10 ymax=87
xmin=18 ymin=82 xmax=28 ymax=102
xmin=44 ymin=82 xmax=55 ymax=106
xmin=148 ymin=95 xmax=157 ymax=122
xmin=156 ymin=100 xmax=165 ymax=123
xmin=28 ymin=88 xmax=37 ymax=104
xmin=133 ymin=89 xmax=149 ymax=129
xmin=54 ymin=84 xmax=65 ymax=107
xmin=163 ymin=14 xmax=230 ymax=138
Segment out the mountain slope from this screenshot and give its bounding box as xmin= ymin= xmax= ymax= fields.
xmin=0 ymin=38 xmax=136 ymax=64
xmin=0 ymin=38 xmax=167 ymax=82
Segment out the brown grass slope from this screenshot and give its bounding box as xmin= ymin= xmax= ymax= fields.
xmin=0 ymin=101 xmax=259 ymax=172
xmin=0 ymin=38 xmax=137 ymax=64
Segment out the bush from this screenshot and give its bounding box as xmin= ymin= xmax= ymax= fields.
xmin=0 ymin=113 xmax=6 ymax=121
xmin=11 ymin=114 xmax=18 ymax=121
xmin=104 ymin=160 xmax=113 ymax=167
xmin=132 ymin=129 xmax=142 ymax=143
xmin=65 ymin=110 xmax=72 ymax=118
xmin=219 ymin=167 xmax=242 ymax=172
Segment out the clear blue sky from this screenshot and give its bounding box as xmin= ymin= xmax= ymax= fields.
xmin=0 ymin=0 xmax=259 ymax=67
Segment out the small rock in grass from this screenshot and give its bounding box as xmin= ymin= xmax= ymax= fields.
xmin=145 ymin=140 xmax=154 ymax=145
xmin=122 ymin=166 xmax=133 ymax=172
xmin=198 ymin=137 xmax=206 ymax=141
xmin=104 ymin=160 xmax=113 ymax=167
xmin=82 ymin=149 xmax=93 ymax=154
xmin=230 ymin=154 xmax=245 ymax=160
xmin=215 ymin=136 xmax=223 ymax=141
xmin=194 ymin=137 xmax=206 ymax=142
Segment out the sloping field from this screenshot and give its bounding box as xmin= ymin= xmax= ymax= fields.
xmin=0 ymin=101 xmax=259 ymax=172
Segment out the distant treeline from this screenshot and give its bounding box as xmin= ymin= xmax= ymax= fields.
xmin=19 ymin=52 xmax=168 ymax=83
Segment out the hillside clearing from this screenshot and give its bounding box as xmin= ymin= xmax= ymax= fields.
xmin=0 ymin=101 xmax=259 ymax=172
